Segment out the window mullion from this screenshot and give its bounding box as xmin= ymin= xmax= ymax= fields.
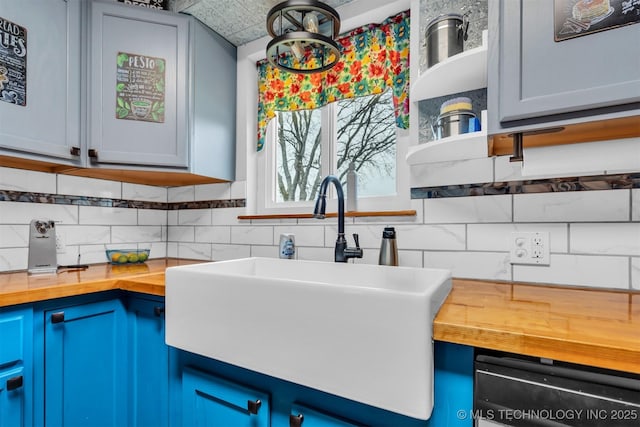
xmin=318 ymin=103 xmax=329 ymax=199
xmin=320 ymin=105 xmax=333 ymax=177
xmin=266 ymin=118 xmax=278 ymax=208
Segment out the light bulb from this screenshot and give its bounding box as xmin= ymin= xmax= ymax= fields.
xmin=290 ymin=41 xmax=305 ymax=61
xmin=303 ymin=12 xmax=319 ymax=33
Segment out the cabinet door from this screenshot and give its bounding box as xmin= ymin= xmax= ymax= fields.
xmin=182 ymin=367 xmax=270 ymax=427
xmin=0 ymin=307 xmax=32 ymax=427
xmin=496 ymin=0 xmax=640 ymax=123
xmin=0 ymin=309 xmax=27 ymax=368
xmin=88 ymin=1 xmax=189 ymax=167
xmin=0 ymin=0 xmax=81 ymax=162
xmin=44 ymin=299 xmax=127 ymax=427
xmin=0 ymin=367 xmax=25 ymax=427
xmin=127 ymin=296 xmax=168 ymax=427
xmin=289 ymin=404 xmax=360 ymax=427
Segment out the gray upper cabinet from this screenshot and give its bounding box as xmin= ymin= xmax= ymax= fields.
xmin=88 ymin=0 xmax=190 ymax=168
xmin=488 ymin=0 xmax=640 ymax=134
xmin=188 ymin=18 xmax=236 ymax=182
xmin=0 ymin=0 xmax=236 ymax=183
xmin=0 ymin=0 xmax=82 ymax=164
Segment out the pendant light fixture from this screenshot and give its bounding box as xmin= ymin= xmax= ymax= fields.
xmin=266 ymin=0 xmax=341 ymax=74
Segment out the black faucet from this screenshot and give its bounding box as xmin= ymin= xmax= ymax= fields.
xmin=313 ymin=175 xmax=363 ymax=263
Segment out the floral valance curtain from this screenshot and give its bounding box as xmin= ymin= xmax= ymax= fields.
xmin=256 ymin=10 xmax=410 ymax=151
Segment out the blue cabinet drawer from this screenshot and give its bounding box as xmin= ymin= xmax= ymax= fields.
xmin=182 ymin=367 xmax=270 ymax=427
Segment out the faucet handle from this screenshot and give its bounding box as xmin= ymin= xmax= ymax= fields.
xmin=344 ymin=233 xmax=363 ymax=261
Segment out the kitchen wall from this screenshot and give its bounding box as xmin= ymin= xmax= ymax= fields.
xmin=0 ymin=0 xmax=637 ymax=291
xmin=167 ymin=0 xmax=634 ymax=290
xmin=1 ymin=166 xmax=637 ymax=290
xmin=165 ymin=173 xmax=640 ymax=291
xmin=0 ymin=167 xmax=168 ymax=271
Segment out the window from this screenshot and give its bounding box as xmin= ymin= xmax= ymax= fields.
xmin=262 ymin=89 xmax=406 ymax=213
xmin=251 ymin=6 xmax=411 ymax=215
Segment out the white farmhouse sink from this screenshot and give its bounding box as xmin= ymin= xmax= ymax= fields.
xmin=165 ymin=257 xmax=452 ymax=420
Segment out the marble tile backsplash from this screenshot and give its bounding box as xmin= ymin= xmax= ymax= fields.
xmin=164 ymin=189 xmax=639 ymax=290
xmin=0 ymin=167 xmax=169 ymax=271
xmin=1 ymin=174 xmax=639 ymax=291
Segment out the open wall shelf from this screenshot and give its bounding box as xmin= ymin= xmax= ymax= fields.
xmin=406 ymin=111 xmax=488 ymax=165
xmin=411 ymin=30 xmax=488 ymax=103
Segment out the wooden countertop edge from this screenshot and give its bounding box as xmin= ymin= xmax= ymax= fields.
xmin=116 ymin=273 xmax=167 ymax=296
xmin=0 ymin=272 xmax=170 ymax=307
xmin=1 ymin=279 xmax=119 ymax=307
xmin=433 ymin=322 xmax=640 ymax=374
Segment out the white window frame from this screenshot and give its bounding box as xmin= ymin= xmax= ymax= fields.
xmin=241 ymin=0 xmax=412 ymax=216
xmin=257 ymin=97 xmax=410 ymax=215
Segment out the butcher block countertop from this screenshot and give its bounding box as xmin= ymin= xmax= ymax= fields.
xmin=0 ymin=259 xmax=198 ymax=307
xmin=434 ymin=279 xmax=639 ymax=375
xmin=1 ymin=260 xmax=638 ymax=374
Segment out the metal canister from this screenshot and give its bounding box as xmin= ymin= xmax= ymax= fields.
xmin=279 ymin=234 xmax=295 ymax=259
xmin=433 ymin=109 xmax=477 ymax=139
xmin=425 ymin=13 xmax=469 ymax=68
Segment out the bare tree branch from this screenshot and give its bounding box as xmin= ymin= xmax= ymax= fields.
xmin=275 ymin=91 xmax=395 ymax=202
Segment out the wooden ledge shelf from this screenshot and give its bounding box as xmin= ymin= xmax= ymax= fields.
xmin=0 ymin=155 xmax=228 ymax=186
xmin=238 ymin=210 xmax=417 ymax=220
xmin=489 ymin=115 xmax=640 ymax=156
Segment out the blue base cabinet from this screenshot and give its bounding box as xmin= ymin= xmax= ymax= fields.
xmin=182 ymin=367 xmax=270 ymax=427
xmin=126 ymin=295 xmax=169 ymax=427
xmin=41 ymin=296 xmax=127 ymax=427
xmin=9 ymin=293 xmax=474 ymax=427
xmin=173 ymin=341 xmax=474 ymax=427
xmin=0 ymin=306 xmax=32 ymax=427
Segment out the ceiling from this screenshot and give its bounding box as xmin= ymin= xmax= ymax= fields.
xmin=170 ymin=0 xmax=356 ymax=46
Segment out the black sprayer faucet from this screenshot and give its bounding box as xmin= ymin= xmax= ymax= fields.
xmin=313 ymin=175 xmax=363 ymax=263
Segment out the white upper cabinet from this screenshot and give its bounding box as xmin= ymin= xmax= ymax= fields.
xmin=0 ymin=0 xmax=82 ymax=164
xmin=87 ymin=0 xmax=190 ymax=168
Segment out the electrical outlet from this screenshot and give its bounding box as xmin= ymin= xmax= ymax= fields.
xmin=56 ymin=232 xmax=66 ymax=254
xmin=510 ymin=231 xmax=550 ymax=265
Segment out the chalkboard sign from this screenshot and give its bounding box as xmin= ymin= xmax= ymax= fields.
xmin=117 ymin=0 xmax=169 ymax=10
xmin=0 ymin=16 xmax=27 ymax=106
xmin=555 ymin=0 xmax=640 ymax=41
xmin=116 ymin=52 xmax=165 ymax=123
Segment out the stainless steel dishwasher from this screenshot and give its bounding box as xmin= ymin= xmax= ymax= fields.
xmin=474 ymin=351 xmax=640 ymax=426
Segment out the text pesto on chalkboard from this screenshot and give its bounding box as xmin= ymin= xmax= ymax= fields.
xmin=0 ymin=16 xmax=27 ymax=106
xmin=116 ymin=52 xmax=165 ymax=123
